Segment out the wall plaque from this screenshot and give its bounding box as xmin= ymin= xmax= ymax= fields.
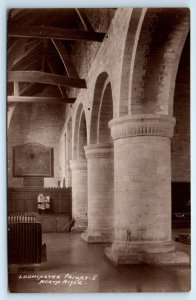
xmin=13 ymin=143 xmax=54 ymax=177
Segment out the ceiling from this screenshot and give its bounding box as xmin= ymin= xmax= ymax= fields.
xmin=7 ymin=9 xmax=107 ymax=105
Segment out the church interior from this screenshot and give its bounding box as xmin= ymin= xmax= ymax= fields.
xmin=7 ymin=8 xmax=190 ymax=292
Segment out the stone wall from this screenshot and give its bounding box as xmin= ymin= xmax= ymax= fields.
xmin=8 ymin=103 xmax=65 ymax=187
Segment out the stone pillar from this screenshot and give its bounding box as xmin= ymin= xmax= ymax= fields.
xmin=81 ymin=143 xmax=114 ymax=243
xmin=105 ymin=114 xmax=189 ymax=265
xmin=70 ymin=160 xmax=88 ymax=232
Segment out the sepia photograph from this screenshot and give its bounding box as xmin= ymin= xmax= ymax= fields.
xmin=7 ymin=7 xmax=190 ymax=293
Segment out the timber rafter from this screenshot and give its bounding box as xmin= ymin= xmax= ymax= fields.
xmin=8 ymin=26 xmax=105 ymax=42
xmin=7 ymin=8 xmax=106 ymax=104
xmin=8 ymin=96 xmax=76 ymax=104
xmin=8 ymin=71 xmax=87 ymax=88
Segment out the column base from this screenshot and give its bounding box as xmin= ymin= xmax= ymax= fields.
xmin=71 ymin=226 xmax=87 ymax=233
xmin=81 ymin=230 xmax=113 ymax=243
xmin=71 ymin=218 xmax=87 ymax=233
xmin=105 ymin=247 xmax=190 ymax=266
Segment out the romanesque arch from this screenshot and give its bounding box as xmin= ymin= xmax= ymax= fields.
xmin=127 ymin=8 xmax=190 ymax=116
xmin=89 ymin=71 xmax=113 ymax=144
xmin=118 ymin=8 xmax=146 ymax=116
xmin=73 ymin=103 xmax=87 ymax=160
xmin=89 ymin=72 xmax=108 ymax=144
xmin=98 ymin=80 xmax=113 ymax=143
xmin=118 ymin=8 xmax=189 ymax=117
xmin=171 ymin=33 xmax=190 ymax=216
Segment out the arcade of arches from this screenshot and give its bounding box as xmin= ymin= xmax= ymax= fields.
xmin=8 ymin=8 xmax=190 ymax=267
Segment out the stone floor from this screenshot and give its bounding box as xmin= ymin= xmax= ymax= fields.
xmin=9 ymin=229 xmax=191 ymax=293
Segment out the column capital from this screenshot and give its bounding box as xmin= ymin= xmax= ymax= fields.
xmin=109 ymin=114 xmax=176 ymax=140
xmin=70 ymin=159 xmax=87 ymax=171
xmin=85 ymin=143 xmax=114 ymax=159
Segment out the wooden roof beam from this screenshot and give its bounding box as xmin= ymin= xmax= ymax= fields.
xmin=8 ymin=71 xmax=87 ymax=88
xmin=75 ymin=9 xmax=94 ymax=31
xmin=8 ymin=96 xmax=76 ymax=104
xmin=9 ymin=26 xmax=105 ymax=42
xmin=46 ymin=58 xmax=68 ymax=97
xmin=14 ymin=82 xmax=19 ymax=96
xmin=51 ymin=39 xmax=78 ymax=78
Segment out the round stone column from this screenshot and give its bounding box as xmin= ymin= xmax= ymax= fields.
xmin=105 ymin=114 xmax=189 ymax=265
xmin=70 ymin=160 xmax=88 ymax=232
xmin=81 ymin=143 xmax=114 ymax=243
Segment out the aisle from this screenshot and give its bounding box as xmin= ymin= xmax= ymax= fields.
xmin=8 ymin=232 xmax=191 ymax=293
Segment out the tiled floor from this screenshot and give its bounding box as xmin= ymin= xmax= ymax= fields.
xmin=9 ymin=229 xmax=191 ymax=293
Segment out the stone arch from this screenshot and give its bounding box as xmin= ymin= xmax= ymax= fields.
xmin=73 ymin=103 xmax=87 ymax=160
xmin=172 ymin=32 xmax=190 ymax=183
xmin=89 ymin=72 xmax=113 ymax=144
xmin=127 ymin=8 xmax=190 ymax=116
xmin=97 ymin=80 xmax=113 ymax=143
xmin=118 ymin=8 xmax=147 ymax=116
xmin=169 ymin=32 xmax=190 ymax=229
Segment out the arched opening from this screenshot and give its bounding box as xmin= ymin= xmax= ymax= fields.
xmin=73 ymin=103 xmax=87 ymax=160
xmin=171 ymin=33 xmax=190 ymax=225
xmin=78 ymin=112 xmax=87 ymax=159
xmin=98 ymin=82 xmax=113 ymax=143
xmin=89 ymin=72 xmax=109 ymax=144
xmin=118 ymin=8 xmax=146 ymax=116
xmin=126 ymin=8 xmax=190 ymax=115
